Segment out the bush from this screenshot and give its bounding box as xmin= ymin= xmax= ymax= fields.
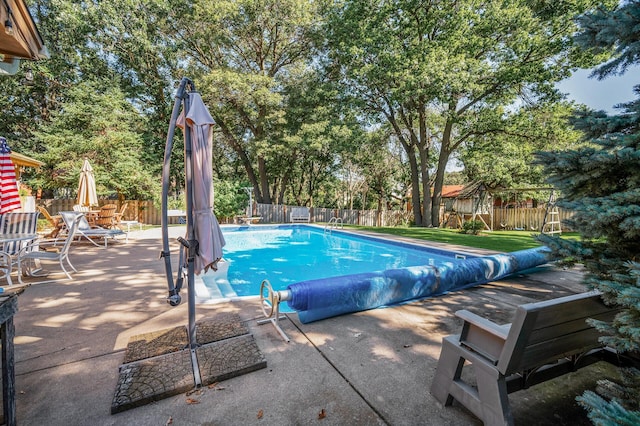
xmin=461 ymin=220 xmax=484 ymax=235
xmin=213 ymin=180 xmax=248 ymax=220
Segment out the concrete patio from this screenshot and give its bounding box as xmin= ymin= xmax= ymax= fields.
xmin=8 ymin=226 xmax=621 ymax=425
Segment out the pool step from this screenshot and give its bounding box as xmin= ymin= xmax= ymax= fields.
xmin=195 ymin=260 xmax=238 ymax=302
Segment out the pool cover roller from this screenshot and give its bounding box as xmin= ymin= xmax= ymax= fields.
xmin=285 ymin=247 xmax=549 ymax=323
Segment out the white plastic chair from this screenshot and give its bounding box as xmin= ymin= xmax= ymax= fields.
xmin=17 ymin=214 xmax=83 ymax=285
xmin=0 ymin=252 xmax=12 ymax=285
xmin=0 ymin=212 xmax=40 ymax=255
xmin=59 ymin=211 xmax=125 ymax=247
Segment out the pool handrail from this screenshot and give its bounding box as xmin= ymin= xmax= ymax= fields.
xmin=324 ymin=217 xmax=344 ymax=234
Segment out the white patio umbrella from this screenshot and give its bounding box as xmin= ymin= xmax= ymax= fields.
xmin=76 ymin=158 xmax=98 ymax=207
xmin=0 ymin=137 xmax=22 ymax=214
xmin=177 ymin=92 xmax=226 ymax=275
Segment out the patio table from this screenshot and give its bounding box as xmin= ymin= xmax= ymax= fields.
xmin=86 ymin=210 xmax=100 ymax=227
xmin=167 ymin=210 xmax=187 ymax=225
xmin=119 ymin=220 xmax=142 ymax=242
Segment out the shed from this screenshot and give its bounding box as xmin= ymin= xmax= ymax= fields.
xmin=442 ymin=182 xmax=493 ymax=230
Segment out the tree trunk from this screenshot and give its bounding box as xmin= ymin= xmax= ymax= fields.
xmin=432 ymin=118 xmax=453 ymax=226
xmin=408 ymin=150 xmax=422 ymax=225
xmin=277 ymin=176 xmax=287 ymax=205
xmin=214 ymin=117 xmax=263 ymax=202
xmin=419 ymin=146 xmax=432 ymax=227
xmin=258 ymin=156 xmax=272 ymax=204
xmin=387 ymin=114 xmax=422 ymax=226
xmin=432 ymin=151 xmax=449 ymax=226
xmin=417 ymin=99 xmax=432 ymax=227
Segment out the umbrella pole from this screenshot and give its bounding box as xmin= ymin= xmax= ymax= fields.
xmin=182 ymin=83 xmax=203 ymax=387
xmin=161 ymin=77 xmax=203 ymax=387
xmin=161 ymin=77 xmax=191 ymax=306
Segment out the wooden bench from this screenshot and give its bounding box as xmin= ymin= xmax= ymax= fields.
xmin=430 ymin=291 xmax=621 ymax=426
xmin=290 ymin=207 xmax=310 ymax=223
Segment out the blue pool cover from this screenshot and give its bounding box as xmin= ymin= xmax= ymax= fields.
xmin=286 ymin=247 xmax=549 ymax=323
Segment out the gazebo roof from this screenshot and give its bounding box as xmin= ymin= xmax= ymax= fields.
xmin=10 ymin=151 xmax=43 ymax=168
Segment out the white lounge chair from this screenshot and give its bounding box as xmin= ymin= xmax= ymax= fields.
xmin=59 ymin=211 xmax=125 ymax=247
xmin=17 ymin=213 xmax=84 ymax=285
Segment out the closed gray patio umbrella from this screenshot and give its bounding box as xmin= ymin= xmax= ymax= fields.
xmin=160 ymin=78 xmax=225 ymax=386
xmin=176 ymin=92 xmax=226 ymax=275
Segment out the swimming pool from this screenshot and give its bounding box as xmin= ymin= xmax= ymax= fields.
xmin=195 ymin=225 xmax=474 ymax=303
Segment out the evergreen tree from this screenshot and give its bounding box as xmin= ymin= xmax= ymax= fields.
xmin=33 ymin=80 xmax=159 ymax=201
xmin=536 ymin=1 xmax=640 ymax=423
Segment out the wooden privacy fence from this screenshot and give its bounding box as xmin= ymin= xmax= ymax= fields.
xmin=254 ymin=204 xmax=414 ymax=227
xmin=36 ymin=199 xmax=573 ymax=231
xmin=492 ymin=207 xmax=574 ymax=232
xmin=36 ymin=199 xmax=169 ymax=225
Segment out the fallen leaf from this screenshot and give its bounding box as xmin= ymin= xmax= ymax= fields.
xmin=208 ymin=382 xmax=226 ymax=391
xmin=186 ymin=388 xmax=203 ymax=396
xmin=166 ymin=417 xmax=173 ymax=425
xmin=257 ymin=409 xmax=264 ymax=419
xmin=318 ymin=408 xmax=326 ymax=419
xmin=186 ymin=398 xmax=200 ymax=405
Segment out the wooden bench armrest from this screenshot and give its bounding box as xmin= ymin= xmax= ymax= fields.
xmin=455 ymin=310 xmax=511 ymax=363
xmin=456 ymin=310 xmax=510 ymax=340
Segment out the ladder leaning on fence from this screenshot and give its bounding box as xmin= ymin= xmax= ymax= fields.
xmin=541 ymin=190 xmax=562 ymax=235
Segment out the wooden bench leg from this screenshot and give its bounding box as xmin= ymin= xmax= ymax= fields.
xmin=431 ymin=336 xmax=513 ymax=426
xmin=474 ymin=361 xmax=513 ymax=426
xmin=431 ymin=336 xmax=466 ymax=406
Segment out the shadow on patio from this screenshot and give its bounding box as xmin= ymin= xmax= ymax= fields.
xmin=8 ymin=229 xmax=620 ymax=425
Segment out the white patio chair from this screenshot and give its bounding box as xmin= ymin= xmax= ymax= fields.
xmin=0 ymin=212 xmax=40 ymax=255
xmin=0 ymin=212 xmax=41 ymax=281
xmin=17 ymin=213 xmax=84 ymax=285
xmin=0 ymin=252 xmax=12 ymax=286
xmin=58 ymin=211 xmax=125 ymax=247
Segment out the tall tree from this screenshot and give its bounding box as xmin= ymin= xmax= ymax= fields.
xmin=164 ymin=0 xmax=323 ymax=204
xmin=87 ymin=0 xmax=180 ymax=167
xmin=353 ymin=128 xmax=408 ymax=215
xmin=0 ymin=0 xmax=112 ymax=151
xmin=461 ymin=102 xmax=584 ymax=189
xmin=1 ymin=0 xmax=168 ymax=196
xmin=283 ymin=73 xmax=361 ymax=206
xmin=33 ymin=80 xmax=159 ymax=200
xmin=323 ymin=0 xmax=605 ymax=226
xmin=536 ymin=1 xmax=640 ymax=423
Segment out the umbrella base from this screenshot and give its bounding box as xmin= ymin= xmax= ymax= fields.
xmin=111 ymin=312 xmax=266 ymax=414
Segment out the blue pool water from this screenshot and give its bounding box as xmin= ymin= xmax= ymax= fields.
xmin=197 ymin=225 xmax=473 ymax=302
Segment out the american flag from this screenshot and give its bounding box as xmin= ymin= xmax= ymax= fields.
xmin=0 ymin=137 xmax=22 ymax=214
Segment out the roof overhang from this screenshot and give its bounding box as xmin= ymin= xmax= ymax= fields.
xmin=1 ymin=0 xmax=48 ymax=76
xmin=10 ymin=151 xmax=43 ymax=168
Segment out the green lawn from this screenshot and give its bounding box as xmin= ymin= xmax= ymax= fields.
xmin=342 ymin=225 xmax=580 ymax=252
